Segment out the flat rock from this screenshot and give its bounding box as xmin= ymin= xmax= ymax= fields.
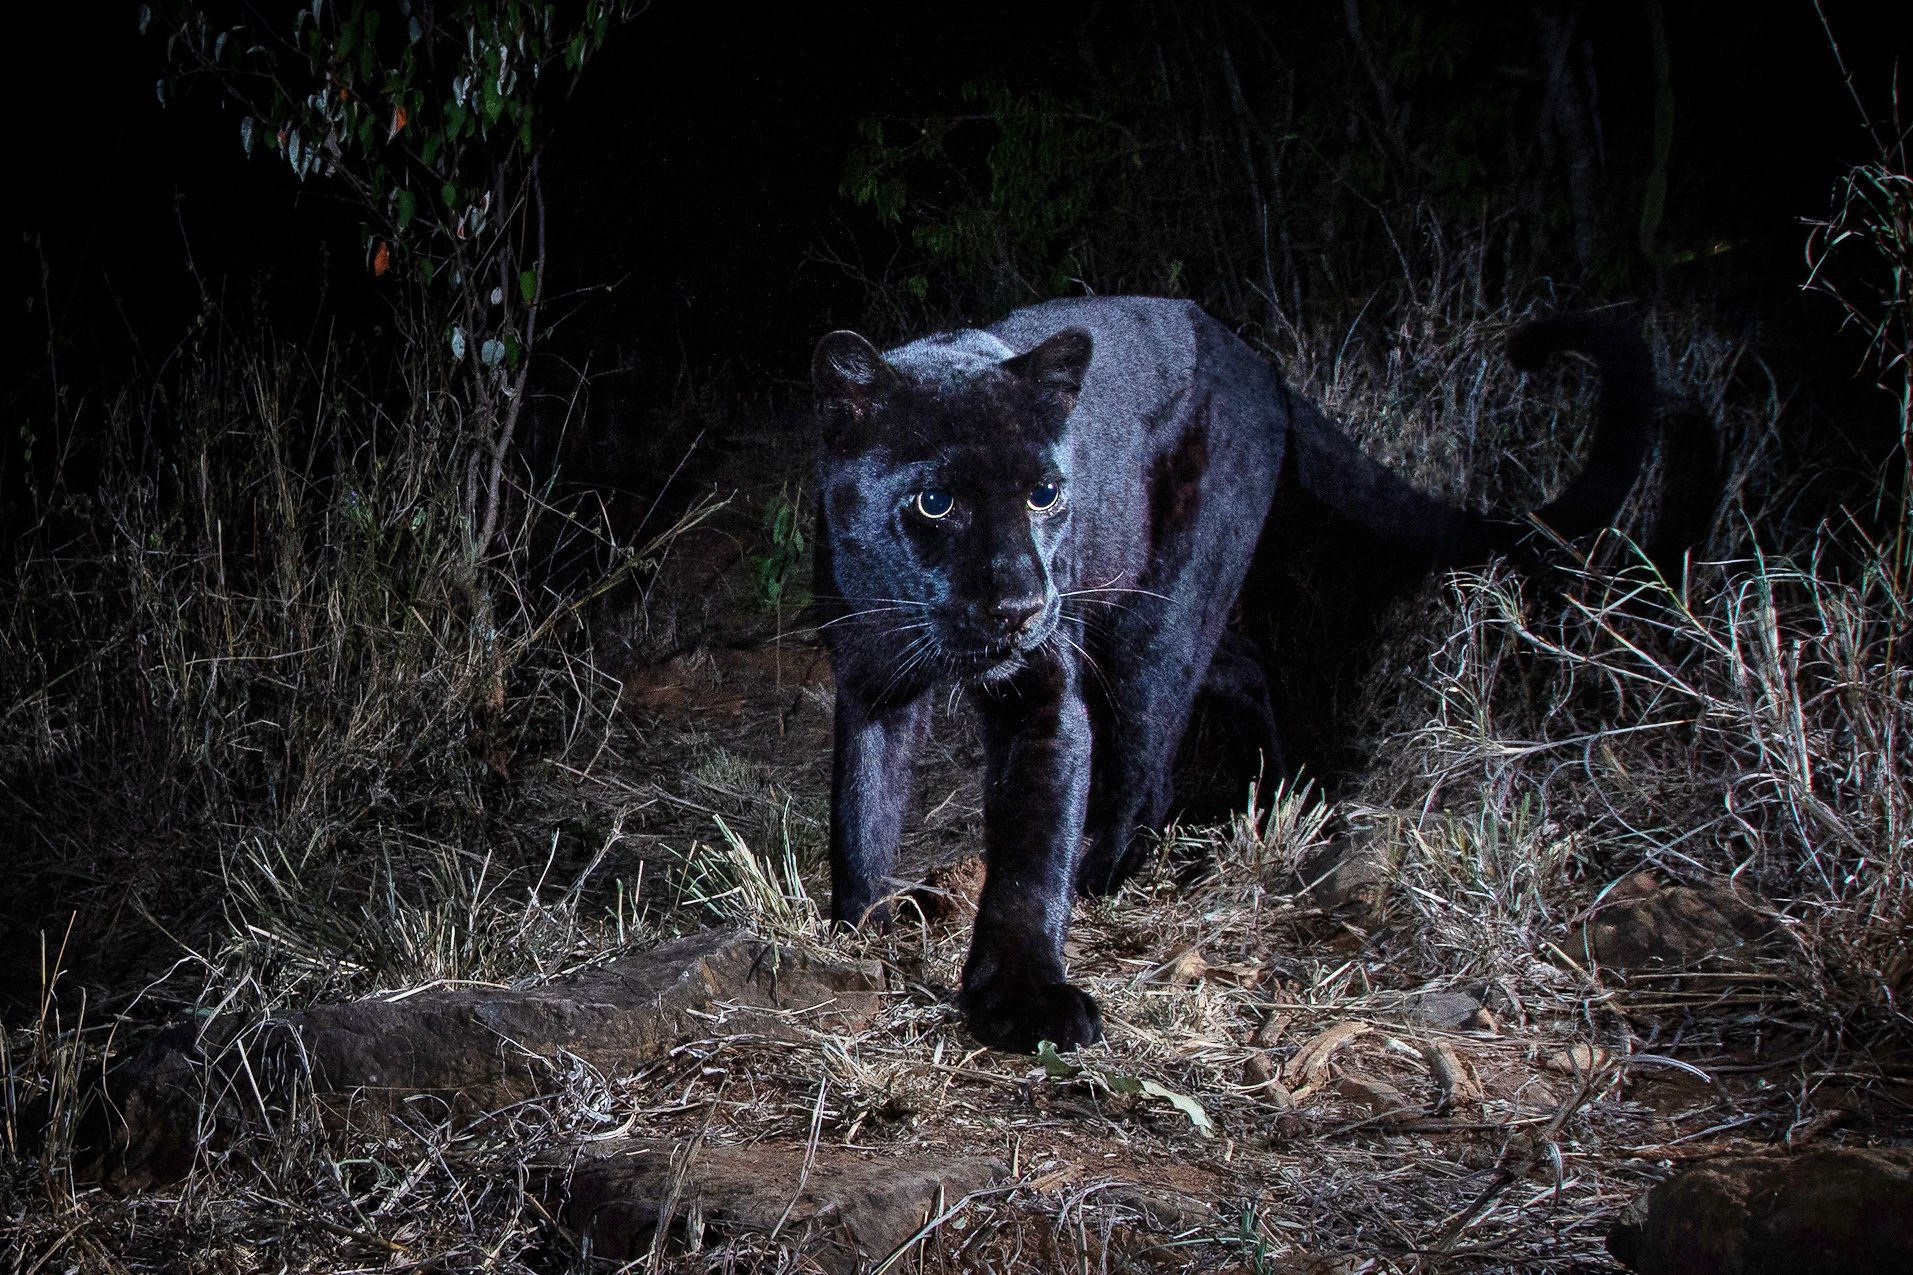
xmin=1294 ymin=837 xmax=1393 ymax=916
xmin=1376 ymin=987 xmax=1489 ymax=1030
xmin=561 ymin=1139 xmax=1003 ymax=1273
xmin=1608 ymin=1146 xmax=1913 ymax=1274
xmin=1578 ymin=872 xmax=1781 ymax=974
xmin=83 ymin=930 xmax=886 ymax=1187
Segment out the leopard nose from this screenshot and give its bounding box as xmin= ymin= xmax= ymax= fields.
xmin=986 ymin=596 xmax=1046 ymax=637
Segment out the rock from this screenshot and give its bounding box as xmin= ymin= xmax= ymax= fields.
xmin=1242 ymin=1051 xmax=1276 ymax=1087
xmin=82 ymin=930 xmax=886 ymax=1187
xmin=1332 ymin=1074 xmax=1411 ymax=1119
xmin=1382 ymin=987 xmax=1485 ymax=1030
xmin=1295 ymin=837 xmax=1392 ymax=916
xmin=1608 ymin=1147 xmax=1913 ymax=1274
xmin=1157 ymin=949 xmax=1209 ymax=985
xmin=1578 ymin=873 xmax=1781 ymax=975
xmin=1544 ymin=1042 xmax=1612 ymax=1075
xmin=561 ymin=1139 xmax=1003 ymax=1273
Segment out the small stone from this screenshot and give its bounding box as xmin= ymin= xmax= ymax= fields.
xmin=1159 ymin=949 xmax=1209 ymax=985
xmin=1399 ymin=988 xmax=1484 ymax=1029
xmin=1333 ymin=1074 xmax=1411 ymax=1118
xmin=1544 ymin=1042 xmax=1611 ymax=1075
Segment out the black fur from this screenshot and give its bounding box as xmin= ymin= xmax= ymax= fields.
xmin=810 ymin=298 xmax=1657 ymax=1053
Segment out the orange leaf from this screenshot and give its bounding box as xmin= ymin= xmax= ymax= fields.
xmin=393 ymin=104 xmax=408 ymax=133
xmin=372 ymin=240 xmax=391 ymax=277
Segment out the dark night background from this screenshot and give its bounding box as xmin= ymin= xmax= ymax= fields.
xmin=8 ymin=3 xmax=1909 ymax=429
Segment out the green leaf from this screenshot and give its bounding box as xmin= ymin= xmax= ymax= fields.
xmin=1035 ymin=1040 xmax=1082 ymax=1079
xmin=1105 ymin=1075 xmax=1216 ymax=1138
xmin=395 ymin=188 xmax=418 ymax=230
xmin=518 ymin=269 xmax=536 ymax=304
xmin=1036 ymin=1041 xmax=1215 ymax=1138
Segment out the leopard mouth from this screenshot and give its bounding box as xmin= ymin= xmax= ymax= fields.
xmin=949 ymin=609 xmax=1061 ymax=681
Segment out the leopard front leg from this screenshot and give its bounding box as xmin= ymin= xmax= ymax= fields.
xmin=959 ymin=657 xmax=1103 ymax=1052
xmin=828 ymin=691 xmax=931 ymax=930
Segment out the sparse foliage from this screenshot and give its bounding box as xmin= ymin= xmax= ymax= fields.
xmin=144 ymin=0 xmax=644 ymax=572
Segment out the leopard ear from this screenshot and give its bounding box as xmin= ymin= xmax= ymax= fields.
xmin=812 ymin=331 xmax=895 ymax=431
xmin=1004 ymin=327 xmax=1093 ymax=402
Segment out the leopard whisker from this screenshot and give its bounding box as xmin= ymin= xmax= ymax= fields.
xmin=813 ymin=592 xmax=942 ymax=608
xmin=1059 ymin=595 xmax=1138 ymax=617
xmin=874 ymin=630 xmax=938 ymax=703
xmin=1050 ymin=623 xmax=1113 ymax=703
xmin=802 ymin=605 xmax=936 ymax=637
xmin=1061 ymin=603 xmax=1123 ymax=644
xmin=1059 ymin=584 xmax=1171 ymax=604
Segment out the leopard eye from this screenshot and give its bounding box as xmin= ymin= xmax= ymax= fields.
xmin=916 ymin=488 xmax=955 ymax=520
xmin=1027 ymin=480 xmax=1062 ymax=512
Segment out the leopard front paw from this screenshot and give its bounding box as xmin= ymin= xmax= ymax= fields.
xmin=961 ymin=975 xmax=1104 ymax=1053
